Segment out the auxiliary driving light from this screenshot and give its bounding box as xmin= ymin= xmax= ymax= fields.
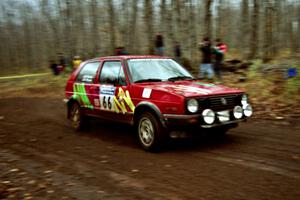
xmin=202 ymin=109 xmax=215 ymax=124
xmin=233 ymin=106 xmax=243 ymax=119
xmin=243 ymin=104 xmax=253 ymax=117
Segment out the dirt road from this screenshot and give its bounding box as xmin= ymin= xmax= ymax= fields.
xmin=0 ymin=97 xmax=300 ymax=200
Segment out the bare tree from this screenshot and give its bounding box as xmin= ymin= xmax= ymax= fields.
xmin=216 ymin=0 xmax=225 ymax=40
xmin=90 ymin=0 xmax=99 ymax=57
xmin=1 ymin=0 xmax=300 ymax=75
xmin=188 ymin=0 xmax=197 ymax=60
xmin=166 ymin=1 xmax=176 ymax=55
xmin=263 ymin=0 xmax=275 ymax=61
xmin=249 ymin=0 xmax=259 ymax=59
xmin=144 ymin=0 xmax=154 ymax=54
xmin=107 ymin=0 xmax=116 ymax=55
xmin=241 ymin=0 xmax=249 ymax=58
xmin=204 ymin=0 xmax=213 ymax=38
xmin=128 ymin=0 xmax=139 ymax=54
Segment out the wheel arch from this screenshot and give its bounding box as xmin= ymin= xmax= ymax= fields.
xmin=133 ymin=101 xmax=166 ymax=128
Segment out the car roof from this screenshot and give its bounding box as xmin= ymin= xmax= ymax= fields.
xmin=87 ymin=55 xmax=171 ymax=62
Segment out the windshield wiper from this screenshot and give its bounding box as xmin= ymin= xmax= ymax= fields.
xmin=134 ymin=78 xmax=163 ymax=83
xmin=168 ymin=76 xmax=195 ymax=82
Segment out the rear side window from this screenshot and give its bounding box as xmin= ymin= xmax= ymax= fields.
xmin=76 ymin=62 xmax=100 ymax=83
xmin=99 ymin=61 xmax=126 ymax=86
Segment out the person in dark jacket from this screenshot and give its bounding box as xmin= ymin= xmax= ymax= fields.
xmin=213 ymin=38 xmax=227 ymax=81
xmin=49 ymin=60 xmax=59 ymax=75
xmin=174 ymin=42 xmax=181 ymax=63
xmin=155 ymin=34 xmax=164 ymax=56
xmin=199 ymin=37 xmax=214 ymax=79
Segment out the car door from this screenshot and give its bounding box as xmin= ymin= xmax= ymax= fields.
xmin=74 ymin=61 xmax=100 ymax=115
xmin=98 ymin=60 xmax=134 ymax=123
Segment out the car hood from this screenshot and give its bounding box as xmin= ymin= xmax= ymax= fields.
xmin=137 ymin=80 xmax=243 ymax=97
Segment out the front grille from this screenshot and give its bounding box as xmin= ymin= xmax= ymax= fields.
xmin=197 ymin=94 xmax=242 ymax=111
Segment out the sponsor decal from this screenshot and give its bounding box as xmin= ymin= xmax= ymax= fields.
xmin=100 ymin=86 xmax=116 ymax=95
xmin=73 ymin=83 xmax=94 ymax=109
xmin=100 ymin=95 xmax=115 ymax=111
xmin=114 ymin=88 xmax=135 ymax=114
xmin=100 ymin=86 xmax=116 ymax=111
xmin=99 ymin=86 xmax=135 ymax=114
xmin=142 ymin=88 xmax=152 ymax=98
xmin=158 ymin=85 xmax=211 ymax=95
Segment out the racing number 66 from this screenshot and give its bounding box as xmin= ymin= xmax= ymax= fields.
xmin=102 ymin=95 xmax=113 ymax=110
xmin=103 ymin=96 xmax=107 ymax=109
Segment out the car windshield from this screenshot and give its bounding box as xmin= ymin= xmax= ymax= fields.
xmin=127 ymin=59 xmax=194 ymax=83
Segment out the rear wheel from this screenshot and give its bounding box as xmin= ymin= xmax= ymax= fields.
xmin=137 ymin=112 xmax=167 ymax=151
xmin=70 ymin=102 xmax=86 ymax=131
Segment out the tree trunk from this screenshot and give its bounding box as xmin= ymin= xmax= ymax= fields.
xmin=189 ymin=0 xmax=197 ymax=60
xmin=297 ymin=4 xmax=300 ymax=52
xmin=241 ymin=0 xmax=249 ymax=59
xmin=107 ymin=0 xmax=116 ymax=55
xmin=249 ymin=0 xmax=259 ymax=59
xmin=175 ymin=0 xmax=183 ymax=44
xmin=263 ymin=0 xmax=274 ymax=62
xmin=160 ymin=0 xmax=167 ymax=53
xmin=166 ymin=0 xmax=176 ymax=55
xmin=65 ymin=0 xmax=74 ymax=59
xmin=216 ymin=0 xmax=225 ymax=40
xmin=144 ymin=0 xmax=154 ymax=54
xmin=90 ymin=0 xmax=99 ymax=57
xmin=128 ymin=0 xmax=139 ymax=54
xmin=204 ymin=0 xmax=213 ymax=38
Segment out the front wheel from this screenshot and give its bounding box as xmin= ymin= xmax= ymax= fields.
xmin=137 ymin=112 xmax=167 ymax=151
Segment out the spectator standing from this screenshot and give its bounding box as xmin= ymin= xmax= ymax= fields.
xmin=155 ymin=34 xmax=164 ymax=56
xmin=49 ymin=60 xmax=59 ymax=75
xmin=213 ymin=39 xmax=227 ymax=81
xmin=199 ymin=37 xmax=214 ymax=80
xmin=72 ymin=56 xmax=82 ymax=70
xmin=58 ymin=53 xmax=66 ymax=73
xmin=174 ymin=42 xmax=181 ymax=63
xmin=115 ymin=47 xmax=129 ymax=55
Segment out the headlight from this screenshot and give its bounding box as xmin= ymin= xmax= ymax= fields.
xmin=187 ymin=99 xmax=198 ymax=113
xmin=202 ymin=109 xmax=215 ymax=124
xmin=233 ymin=106 xmax=243 ymax=119
xmin=243 ymin=104 xmax=253 ymax=117
xmin=241 ymin=94 xmax=248 ymax=105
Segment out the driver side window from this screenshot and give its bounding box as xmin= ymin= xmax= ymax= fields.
xmin=99 ymin=61 xmax=126 ymax=86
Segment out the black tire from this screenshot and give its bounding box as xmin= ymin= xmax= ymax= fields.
xmin=136 ymin=112 xmax=167 ymax=152
xmin=69 ymin=102 xmax=87 ymax=131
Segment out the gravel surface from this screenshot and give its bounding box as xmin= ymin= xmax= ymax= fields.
xmin=0 ymin=97 xmax=300 ymax=200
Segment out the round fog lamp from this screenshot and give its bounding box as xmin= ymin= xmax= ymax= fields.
xmin=202 ymin=109 xmax=215 ymax=124
xmin=233 ymin=106 xmax=243 ymax=119
xmin=243 ymin=104 xmax=253 ymax=117
xmin=187 ymin=99 xmax=198 ymax=113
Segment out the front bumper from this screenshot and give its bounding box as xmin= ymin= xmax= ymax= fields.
xmin=162 ymin=113 xmax=246 ymax=129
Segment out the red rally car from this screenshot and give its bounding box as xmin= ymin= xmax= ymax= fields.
xmin=65 ymin=55 xmax=253 ymax=151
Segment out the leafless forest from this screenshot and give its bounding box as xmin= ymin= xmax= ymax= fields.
xmin=0 ymin=0 xmax=299 ymax=74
